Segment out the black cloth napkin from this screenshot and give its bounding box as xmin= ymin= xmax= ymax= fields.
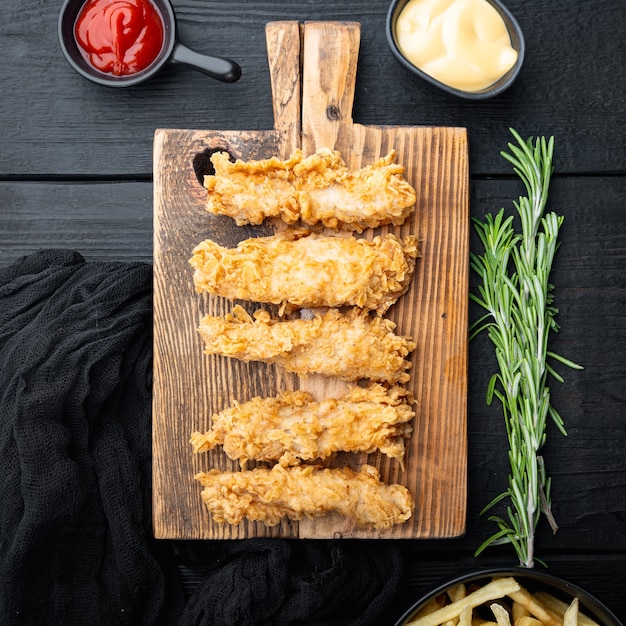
xmin=0 ymin=249 xmax=404 ymax=626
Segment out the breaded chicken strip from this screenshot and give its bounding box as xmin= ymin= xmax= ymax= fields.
xmin=190 ymin=384 xmax=415 ymax=467
xmin=195 ymin=464 xmax=414 ymax=529
xmin=197 ymin=305 xmax=416 ymax=383
xmin=190 ymin=229 xmax=419 ymax=314
xmin=204 ymin=148 xmax=416 ymax=232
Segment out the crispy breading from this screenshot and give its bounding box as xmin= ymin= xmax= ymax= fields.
xmin=195 ymin=463 xmax=414 ymax=529
xmin=189 ymin=229 xmax=419 ymax=314
xmin=190 ymin=384 xmax=415 ymax=467
xmin=197 ymin=305 xmax=416 ymax=383
xmin=204 ymin=148 xmax=417 ymax=232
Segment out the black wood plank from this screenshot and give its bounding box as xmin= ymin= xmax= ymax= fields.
xmin=1 ymin=1 xmax=625 ymax=177
xmin=0 ymin=181 xmax=153 ymax=263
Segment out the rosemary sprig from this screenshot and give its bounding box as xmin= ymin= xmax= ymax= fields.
xmin=471 ymin=129 xmax=582 ymax=568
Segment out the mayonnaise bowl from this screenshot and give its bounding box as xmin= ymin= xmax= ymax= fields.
xmin=386 ymin=0 xmax=525 ymax=100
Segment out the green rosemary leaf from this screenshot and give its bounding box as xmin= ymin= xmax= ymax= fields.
xmin=547 ymin=405 xmax=568 ymax=436
xmin=486 ymin=373 xmax=498 ymax=405
xmin=547 ymin=351 xmax=585 ymax=370
xmin=475 ymin=527 xmax=515 ymax=557
xmin=479 ymin=492 xmax=512 ymax=516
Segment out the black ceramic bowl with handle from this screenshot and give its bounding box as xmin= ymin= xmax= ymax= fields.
xmin=395 ymin=567 xmax=623 ymax=626
xmin=386 ymin=0 xmax=525 ymax=100
xmin=58 ymin=0 xmax=241 ymax=87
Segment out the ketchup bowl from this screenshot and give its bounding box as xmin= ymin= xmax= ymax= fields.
xmin=58 ymin=0 xmax=241 ymax=87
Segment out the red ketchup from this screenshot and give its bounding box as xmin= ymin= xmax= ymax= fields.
xmin=74 ymin=0 xmax=165 ymax=76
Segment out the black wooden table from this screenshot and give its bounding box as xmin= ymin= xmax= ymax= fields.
xmin=1 ymin=0 xmax=625 ymax=624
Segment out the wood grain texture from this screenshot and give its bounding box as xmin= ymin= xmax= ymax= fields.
xmin=0 ymin=181 xmax=153 ymax=263
xmin=152 ymin=21 xmax=469 ymax=539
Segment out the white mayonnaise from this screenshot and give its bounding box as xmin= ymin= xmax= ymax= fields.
xmin=395 ymin=0 xmax=518 ymax=92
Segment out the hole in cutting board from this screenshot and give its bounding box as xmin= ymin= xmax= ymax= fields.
xmin=191 ymin=145 xmax=276 ymax=245
xmin=192 ymin=147 xmax=236 ymax=186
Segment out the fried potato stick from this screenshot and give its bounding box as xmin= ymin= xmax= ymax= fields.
xmin=533 ymin=593 xmax=600 ymax=626
xmin=190 ymin=383 xmax=415 ymax=467
xmin=508 ymin=588 xmax=562 ymax=626
xmin=204 ymin=148 xmax=417 ymax=232
xmin=514 ymin=617 xmax=544 ymax=626
xmin=563 ymin=598 xmax=579 ymax=626
xmin=405 ymin=578 xmax=522 ymax=626
xmin=195 ymin=463 xmax=414 ymax=529
xmin=490 ymin=603 xmax=512 ymax=626
xmin=197 ymin=305 xmax=416 ymax=383
xmin=189 ymin=229 xmax=419 ymax=314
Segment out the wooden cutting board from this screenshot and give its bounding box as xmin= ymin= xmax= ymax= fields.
xmin=152 ymin=21 xmax=469 ymax=539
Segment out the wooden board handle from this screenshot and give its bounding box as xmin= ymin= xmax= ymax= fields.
xmin=265 ymin=20 xmax=360 ymax=155
xmin=265 ymin=21 xmax=302 ymax=155
xmin=301 ymin=21 xmax=361 ymax=154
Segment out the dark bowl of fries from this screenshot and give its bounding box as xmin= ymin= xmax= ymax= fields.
xmin=395 ymin=568 xmax=622 ymax=626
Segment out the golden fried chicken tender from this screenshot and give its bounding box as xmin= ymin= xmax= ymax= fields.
xmin=190 ymin=384 xmax=415 ymax=467
xmin=197 ymin=305 xmax=416 ymax=383
xmin=204 ymin=148 xmax=417 ymax=232
xmin=195 ymin=463 xmax=414 ymax=529
xmin=190 ymin=229 xmax=419 ymax=314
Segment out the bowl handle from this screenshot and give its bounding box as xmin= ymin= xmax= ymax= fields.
xmin=171 ymin=41 xmax=241 ymax=82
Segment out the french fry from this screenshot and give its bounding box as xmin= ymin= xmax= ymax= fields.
xmin=563 ymin=598 xmax=579 ymax=626
xmin=512 ymin=601 xmax=530 ymax=624
xmin=406 ymin=578 xmax=521 ymax=626
xmin=514 ymin=617 xmax=545 ymax=626
xmin=442 ymin=587 xmax=467 ymax=626
xmin=449 ymin=584 xmax=468 ymax=603
xmin=533 ymin=593 xmax=600 ymax=626
xmin=508 ymin=586 xmax=562 ymax=626
xmin=491 ymin=603 xmax=512 ymax=626
xmin=442 ymin=583 xmax=471 ymax=626
xmin=460 ymin=606 xmax=473 ymax=626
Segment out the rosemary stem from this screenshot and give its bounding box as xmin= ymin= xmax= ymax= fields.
xmin=471 ymin=129 xmax=580 ymax=567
